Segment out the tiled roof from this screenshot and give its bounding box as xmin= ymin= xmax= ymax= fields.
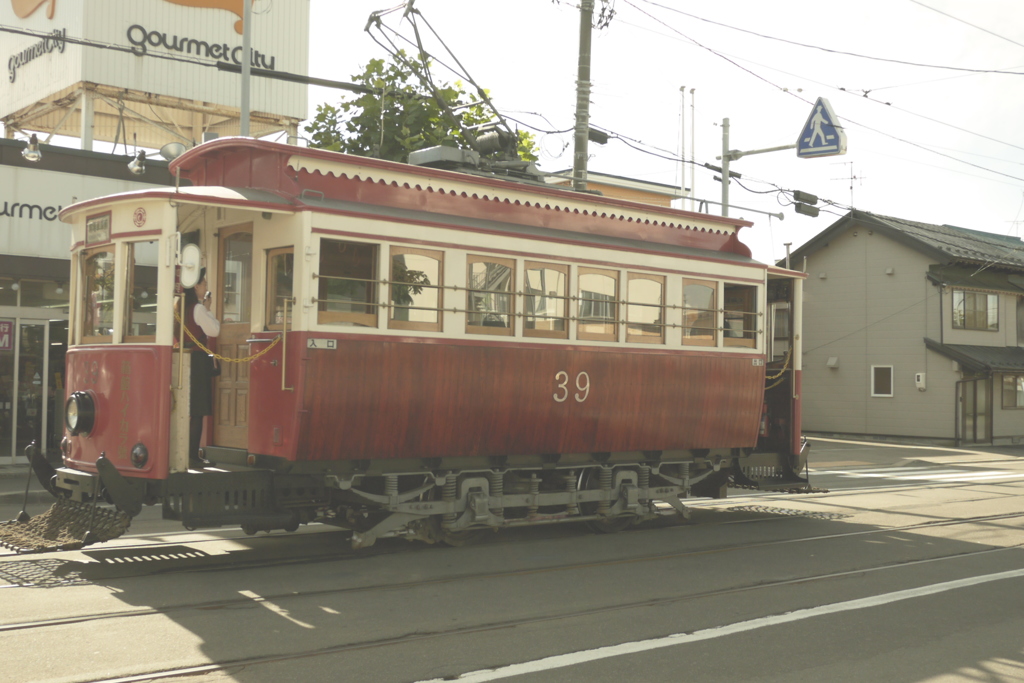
xmin=924 ymin=338 xmax=1024 ymax=373
xmin=865 ymin=212 xmax=1024 ymax=268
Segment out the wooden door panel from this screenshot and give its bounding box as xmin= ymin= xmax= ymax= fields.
xmin=213 ymin=225 xmax=252 ymax=450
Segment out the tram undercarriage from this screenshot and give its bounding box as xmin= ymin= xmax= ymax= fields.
xmin=2 ymin=441 xmax=809 ymax=553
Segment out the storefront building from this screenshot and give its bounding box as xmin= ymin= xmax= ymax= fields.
xmin=0 ymin=138 xmax=177 ymax=462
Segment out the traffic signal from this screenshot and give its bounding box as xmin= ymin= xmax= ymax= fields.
xmin=793 ymin=190 xmax=819 ymax=217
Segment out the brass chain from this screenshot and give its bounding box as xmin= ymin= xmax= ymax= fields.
xmin=174 ymin=306 xmax=281 ymax=363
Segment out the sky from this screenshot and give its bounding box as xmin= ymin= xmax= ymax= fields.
xmin=305 ymin=0 xmax=1024 ymax=265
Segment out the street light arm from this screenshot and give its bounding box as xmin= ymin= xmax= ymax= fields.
xmin=718 ymin=143 xmax=797 ymax=162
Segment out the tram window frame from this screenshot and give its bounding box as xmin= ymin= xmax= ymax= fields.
xmin=723 ymin=283 xmax=758 ymax=348
xmin=625 ymin=272 xmax=666 ymax=344
xmin=577 ymin=267 xmax=619 ymax=342
xmin=124 ymin=239 xmax=160 ymax=343
xmin=681 ymin=278 xmax=718 ymax=347
xmin=523 ymin=261 xmax=569 ymax=340
xmin=80 ymin=245 xmax=116 ymax=344
xmin=466 ymin=255 xmax=515 ymax=336
xmin=317 ymin=239 xmax=379 ymax=328
xmin=389 ymin=246 xmax=444 ymax=333
xmin=266 ymin=247 xmax=295 ymax=332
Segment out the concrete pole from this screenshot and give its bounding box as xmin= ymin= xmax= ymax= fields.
xmin=721 ymin=117 xmax=730 ymax=217
xmin=679 ymin=86 xmax=686 ymax=205
xmin=80 ymin=89 xmax=94 ymax=151
xmin=572 ymin=0 xmax=595 ymax=192
xmin=240 ymin=0 xmax=252 ymax=137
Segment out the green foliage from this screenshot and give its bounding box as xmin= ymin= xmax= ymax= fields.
xmin=305 ymin=51 xmax=538 ymax=164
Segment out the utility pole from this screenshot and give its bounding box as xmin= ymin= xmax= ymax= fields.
xmin=240 ymin=0 xmax=252 ymax=137
xmin=572 ymin=0 xmax=595 ymax=192
xmin=679 ymin=85 xmax=686 ymax=205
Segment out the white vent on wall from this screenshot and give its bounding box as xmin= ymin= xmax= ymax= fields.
xmin=826 ymin=357 xmax=839 ymax=368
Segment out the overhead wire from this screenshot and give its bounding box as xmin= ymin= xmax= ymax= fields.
xmin=635 ymin=0 xmax=1024 ymax=75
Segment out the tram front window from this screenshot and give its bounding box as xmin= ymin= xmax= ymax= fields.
xmin=82 ymin=248 xmax=115 ymax=342
xmin=125 ymin=240 xmax=159 ymax=341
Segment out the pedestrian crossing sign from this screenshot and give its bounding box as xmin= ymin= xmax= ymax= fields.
xmin=797 ymin=97 xmax=847 ymax=158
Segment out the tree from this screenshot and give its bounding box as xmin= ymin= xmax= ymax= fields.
xmin=305 ymin=51 xmax=537 ymax=164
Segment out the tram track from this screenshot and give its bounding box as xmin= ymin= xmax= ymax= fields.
xmin=2 ymin=507 xmax=1023 ymax=638
xmin=42 ymin=541 xmax=1024 ymax=683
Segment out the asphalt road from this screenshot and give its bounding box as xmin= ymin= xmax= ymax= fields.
xmin=1 ymin=437 xmax=1022 ymax=683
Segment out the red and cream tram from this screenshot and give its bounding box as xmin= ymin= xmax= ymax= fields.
xmin=20 ymin=137 xmax=807 ymax=550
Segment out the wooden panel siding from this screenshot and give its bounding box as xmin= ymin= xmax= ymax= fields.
xmin=282 ymin=333 xmax=765 ymax=461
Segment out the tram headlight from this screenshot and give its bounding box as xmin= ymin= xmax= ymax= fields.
xmin=65 ymin=391 xmax=96 ymax=436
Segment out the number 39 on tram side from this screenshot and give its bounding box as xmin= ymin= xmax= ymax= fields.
xmin=17 ymin=137 xmax=808 ymax=551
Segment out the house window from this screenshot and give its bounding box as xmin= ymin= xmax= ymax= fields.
xmin=317 ymin=239 xmax=378 ymax=327
xmin=871 ymin=365 xmax=894 ymax=397
xmin=390 ymin=247 xmax=443 ymax=332
xmin=1002 ymin=375 xmax=1024 ymax=408
xmin=953 ymin=289 xmax=998 ymax=331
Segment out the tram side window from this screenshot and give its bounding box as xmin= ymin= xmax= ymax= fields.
xmin=626 ymin=273 xmax=665 ymax=344
xmin=81 ymin=247 xmax=115 ymax=343
xmin=524 ymin=261 xmax=569 ymax=339
xmin=125 ymin=240 xmax=159 ymax=342
xmin=578 ymin=268 xmax=619 ymax=342
xmin=267 ymin=248 xmax=294 ymax=330
xmin=467 ymin=256 xmax=514 ymax=336
xmin=723 ymin=283 xmax=757 ymax=348
xmin=318 ymin=239 xmax=378 ymax=327
xmin=682 ymin=279 xmax=717 ymax=347
xmin=390 ymin=247 xmax=443 ymax=332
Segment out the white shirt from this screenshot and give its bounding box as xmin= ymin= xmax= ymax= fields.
xmin=193 ymin=302 xmax=220 ymax=338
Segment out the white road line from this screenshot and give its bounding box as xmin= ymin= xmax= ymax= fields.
xmin=416 ymin=568 xmax=1024 ymax=683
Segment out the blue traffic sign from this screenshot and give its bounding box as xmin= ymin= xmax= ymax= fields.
xmin=797 ymin=98 xmax=847 ymax=158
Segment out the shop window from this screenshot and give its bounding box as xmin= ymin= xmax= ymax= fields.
xmin=390 ymin=247 xmax=443 ymax=332
xmin=578 ymin=268 xmax=619 ymax=342
xmin=682 ymin=279 xmax=717 ymax=346
xmin=318 ymin=239 xmax=378 ymax=327
xmin=524 ymin=261 xmax=569 ymax=339
xmin=626 ymin=273 xmax=665 ymax=344
xmin=124 ymin=240 xmax=159 ymax=341
xmin=723 ymin=283 xmax=757 ymax=348
xmin=871 ymin=365 xmax=894 ymax=397
xmin=0 ymin=278 xmax=16 ymax=307
xmin=267 ymin=248 xmax=294 ymax=330
xmin=467 ymin=255 xmax=514 ymax=335
xmin=953 ymin=289 xmax=998 ymax=331
xmin=81 ymin=247 xmax=115 ymax=343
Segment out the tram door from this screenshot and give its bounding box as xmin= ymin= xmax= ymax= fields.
xmin=213 ymin=225 xmax=253 ymax=449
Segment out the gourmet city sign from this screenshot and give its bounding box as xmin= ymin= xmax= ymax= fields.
xmin=8 ymin=27 xmax=64 ymax=82
xmin=7 ymin=0 xmax=278 ymax=84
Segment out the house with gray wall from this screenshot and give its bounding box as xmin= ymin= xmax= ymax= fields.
xmin=791 ymin=209 xmax=1024 ymax=445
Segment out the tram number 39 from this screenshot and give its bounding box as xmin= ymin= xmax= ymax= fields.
xmin=554 ymin=371 xmax=591 ymax=403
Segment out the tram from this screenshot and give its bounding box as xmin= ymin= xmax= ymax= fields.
xmin=9 ymin=137 xmax=808 ymax=551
